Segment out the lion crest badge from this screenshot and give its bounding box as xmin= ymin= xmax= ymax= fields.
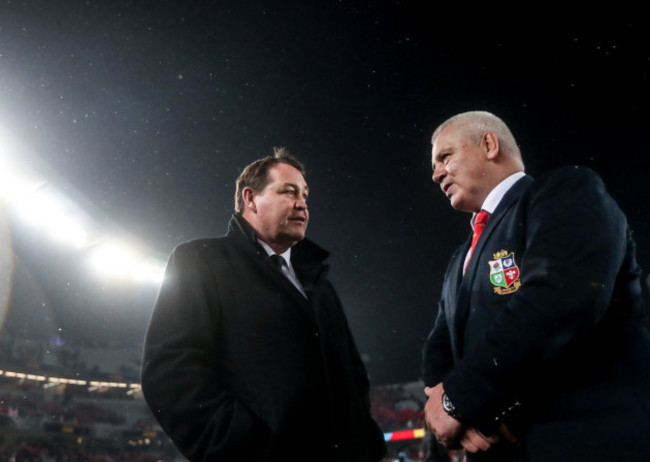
xmin=489 ymin=250 xmax=521 ymax=295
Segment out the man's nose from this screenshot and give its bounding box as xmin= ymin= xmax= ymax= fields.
xmin=295 ymin=197 xmax=307 ymax=209
xmin=432 ymin=165 xmax=445 ymax=183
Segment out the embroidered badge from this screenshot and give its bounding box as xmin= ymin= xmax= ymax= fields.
xmin=489 ymin=250 xmax=521 ymax=295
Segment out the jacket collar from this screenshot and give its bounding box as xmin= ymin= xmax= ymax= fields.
xmin=227 ymin=213 xmax=330 ymax=267
xmin=459 ymin=174 xmax=534 ymax=281
xmin=227 ymin=213 xmax=330 ymax=308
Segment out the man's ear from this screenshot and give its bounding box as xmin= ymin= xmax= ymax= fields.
xmin=483 ymin=131 xmax=500 ymax=161
xmin=242 ymin=187 xmax=257 ymax=213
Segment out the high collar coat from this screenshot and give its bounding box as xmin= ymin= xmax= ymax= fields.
xmin=142 ymin=214 xmax=386 ymax=462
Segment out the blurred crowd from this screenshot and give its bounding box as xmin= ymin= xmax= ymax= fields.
xmin=0 ymin=330 xmax=434 ymax=461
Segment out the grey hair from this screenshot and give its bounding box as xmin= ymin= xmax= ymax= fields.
xmin=431 ymin=110 xmax=521 ymax=159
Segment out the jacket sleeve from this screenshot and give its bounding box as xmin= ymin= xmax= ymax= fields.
xmin=443 ymin=167 xmax=632 ymax=429
xmin=141 ymin=242 xmax=268 ymax=461
xmin=422 ymin=245 xmax=463 ymax=387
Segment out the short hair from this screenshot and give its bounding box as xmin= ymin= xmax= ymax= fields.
xmin=234 ymin=147 xmax=306 ymax=213
xmin=431 ymin=110 xmax=521 ymax=159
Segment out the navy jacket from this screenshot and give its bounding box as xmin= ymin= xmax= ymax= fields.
xmin=422 ymin=166 xmax=650 ymax=461
xmin=142 ymin=214 xmax=386 ymax=461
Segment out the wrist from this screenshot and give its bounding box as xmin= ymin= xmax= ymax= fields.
xmin=441 ymin=391 xmax=464 ymax=422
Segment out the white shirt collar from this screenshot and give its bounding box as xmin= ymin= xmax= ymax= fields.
xmin=471 ymin=171 xmax=526 ymax=226
xmin=257 ymin=238 xmax=307 ymax=298
xmin=257 ymin=239 xmax=292 ymax=265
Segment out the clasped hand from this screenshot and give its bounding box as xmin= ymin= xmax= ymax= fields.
xmin=424 ymin=383 xmax=498 ymax=454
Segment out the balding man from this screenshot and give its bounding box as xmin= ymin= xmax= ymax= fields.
xmin=421 ymin=111 xmax=650 ymax=462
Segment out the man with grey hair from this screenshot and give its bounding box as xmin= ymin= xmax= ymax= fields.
xmin=142 ymin=148 xmax=386 ymax=461
xmin=422 ymin=111 xmax=650 ymax=461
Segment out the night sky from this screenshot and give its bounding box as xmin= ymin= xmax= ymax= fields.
xmin=1 ymin=2 xmax=649 ymax=385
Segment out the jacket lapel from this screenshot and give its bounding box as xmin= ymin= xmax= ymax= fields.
xmin=453 ymin=175 xmax=533 ymax=354
xmin=227 ymin=213 xmax=322 ymax=323
xmin=264 ymin=256 xmax=317 ymax=320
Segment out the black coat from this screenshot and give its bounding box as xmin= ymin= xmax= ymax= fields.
xmin=422 ymin=167 xmax=650 ymax=462
xmin=142 ymin=214 xmax=386 ymax=461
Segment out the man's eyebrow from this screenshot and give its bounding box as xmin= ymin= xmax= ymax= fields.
xmin=433 ymin=148 xmax=451 ymax=162
xmin=281 ymin=182 xmax=309 ymax=192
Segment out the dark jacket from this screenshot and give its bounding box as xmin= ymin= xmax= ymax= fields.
xmin=142 ymin=214 xmax=386 ymax=461
xmin=422 ymin=166 xmax=650 ymax=462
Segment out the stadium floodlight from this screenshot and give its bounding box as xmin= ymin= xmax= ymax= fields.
xmin=49 ymin=216 xmax=89 ymax=248
xmin=131 ymin=258 xmax=165 ymax=284
xmin=0 ymin=158 xmax=44 ymax=202
xmin=9 ymin=186 xmax=92 ymax=249
xmin=89 ymin=239 xmax=139 ymax=278
xmin=1 ymin=124 xmax=164 ymax=286
xmin=0 ymin=126 xmax=45 ymax=200
xmin=88 ymin=239 xmax=165 ymax=284
xmin=10 ymin=187 xmax=60 ymax=226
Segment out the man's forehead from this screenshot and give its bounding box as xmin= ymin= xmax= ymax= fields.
xmin=278 ymin=180 xmax=309 ymax=191
xmin=268 ymin=164 xmax=308 ymax=188
xmin=432 ymin=127 xmax=464 ymax=157
xmin=432 ymin=137 xmax=453 ymax=158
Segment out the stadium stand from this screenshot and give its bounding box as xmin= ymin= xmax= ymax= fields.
xmin=0 ymin=330 xmax=439 ymax=461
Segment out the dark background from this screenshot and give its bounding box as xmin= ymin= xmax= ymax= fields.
xmin=1 ymin=1 xmax=648 ymax=385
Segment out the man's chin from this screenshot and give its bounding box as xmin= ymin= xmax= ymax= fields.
xmin=279 ymin=231 xmax=306 ymax=247
xmin=450 ymin=197 xmax=473 ymax=213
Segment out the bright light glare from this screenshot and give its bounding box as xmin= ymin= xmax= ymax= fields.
xmin=89 ymin=241 xmax=164 ymax=283
xmin=10 ymin=187 xmax=91 ymax=249
xmin=50 ymin=217 xmax=88 ymax=248
xmin=0 ymin=127 xmax=41 ymax=198
xmin=1 ymin=124 xmax=163 ymax=286
xmin=13 ymin=189 xmax=63 ymax=226
xmin=89 ymin=241 xmax=138 ymax=278
xmin=0 ymin=155 xmax=44 ymax=201
xmin=0 ymin=168 xmax=43 ymax=201
xmin=132 ymin=259 xmax=165 ymax=284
